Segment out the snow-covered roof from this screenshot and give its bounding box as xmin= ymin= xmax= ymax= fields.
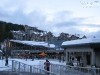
xmin=48 ymin=44 xmax=55 ymax=48
xmin=62 ymin=38 xmax=100 ymax=46
xmin=10 ymin=40 xmax=55 ymax=48
xmin=0 ymin=50 xmax=2 ymax=53
xmin=11 ymin=30 xmax=25 ymax=36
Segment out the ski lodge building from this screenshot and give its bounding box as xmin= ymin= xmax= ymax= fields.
xmin=8 ymin=40 xmax=64 ymax=56
xmin=62 ymin=38 xmax=100 ymax=67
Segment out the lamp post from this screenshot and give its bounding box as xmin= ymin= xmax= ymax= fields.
xmin=5 ymin=39 xmax=8 ymax=66
xmin=5 ymin=39 xmax=11 ymax=66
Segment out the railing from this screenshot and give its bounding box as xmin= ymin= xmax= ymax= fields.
xmin=71 ymin=66 xmax=100 ymax=75
xmin=1 ymin=59 xmax=100 ymax=75
xmin=39 ymin=61 xmax=100 ymax=75
xmin=0 ymin=59 xmax=12 ymax=68
xmin=12 ymin=60 xmax=58 ymax=75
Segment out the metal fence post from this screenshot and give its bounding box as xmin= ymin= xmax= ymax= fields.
xmin=12 ymin=60 xmax=14 ymax=72
xmin=51 ymin=64 xmax=52 ymax=72
xmin=24 ymin=64 xmax=25 ymax=73
xmin=30 ymin=66 xmax=32 ymax=73
xmin=60 ymin=65 xmax=61 ymax=75
xmin=19 ymin=62 xmax=20 ymax=72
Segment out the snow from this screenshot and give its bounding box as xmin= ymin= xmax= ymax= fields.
xmin=0 ymin=50 xmax=2 ymax=53
xmin=0 ymin=58 xmax=66 ymax=71
xmin=10 ymin=40 xmax=55 ymax=48
xmin=62 ymin=38 xmax=100 ymax=46
xmin=48 ymin=44 xmax=55 ymax=48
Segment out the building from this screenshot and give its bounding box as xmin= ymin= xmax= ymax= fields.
xmin=9 ymin=40 xmax=56 ymax=54
xmin=11 ymin=30 xmax=25 ymax=40
xmin=61 ymin=38 xmax=100 ymax=67
xmin=24 ymin=25 xmax=47 ymax=41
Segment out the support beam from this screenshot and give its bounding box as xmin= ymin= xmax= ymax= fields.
xmin=82 ymin=52 xmax=87 ymax=67
xmin=66 ymin=50 xmax=68 ymax=65
xmin=91 ymin=50 xmax=95 ymax=65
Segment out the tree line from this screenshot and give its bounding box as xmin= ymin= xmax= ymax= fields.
xmin=0 ymin=21 xmax=25 ymax=42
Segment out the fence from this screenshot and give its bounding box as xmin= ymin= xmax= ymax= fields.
xmin=39 ymin=61 xmax=100 ymax=75
xmin=1 ymin=59 xmax=100 ymax=75
xmin=0 ymin=59 xmax=12 ymax=68
xmin=12 ymin=60 xmax=58 ymax=75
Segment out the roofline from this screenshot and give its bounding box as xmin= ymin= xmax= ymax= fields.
xmin=61 ymin=42 xmax=100 ymax=48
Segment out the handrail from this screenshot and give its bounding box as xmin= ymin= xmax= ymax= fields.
xmin=12 ymin=60 xmax=58 ymax=75
xmin=39 ymin=61 xmax=100 ymax=75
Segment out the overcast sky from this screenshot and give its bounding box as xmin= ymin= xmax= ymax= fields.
xmin=0 ymin=0 xmax=100 ymax=37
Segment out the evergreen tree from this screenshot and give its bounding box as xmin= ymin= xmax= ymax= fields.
xmin=0 ymin=21 xmax=25 ymax=42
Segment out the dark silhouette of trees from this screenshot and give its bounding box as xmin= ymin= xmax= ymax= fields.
xmin=0 ymin=21 xmax=25 ymax=42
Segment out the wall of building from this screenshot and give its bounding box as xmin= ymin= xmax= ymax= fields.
xmin=65 ymin=46 xmax=93 ymax=67
xmin=95 ymin=51 xmax=100 ymax=67
xmin=66 ymin=47 xmax=92 ymax=52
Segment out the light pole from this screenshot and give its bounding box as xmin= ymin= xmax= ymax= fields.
xmin=5 ymin=39 xmax=11 ymax=66
xmin=5 ymin=39 xmax=8 ymax=66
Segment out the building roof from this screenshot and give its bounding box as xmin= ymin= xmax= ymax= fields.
xmin=0 ymin=50 xmax=2 ymax=53
xmin=61 ymin=38 xmax=100 ymax=48
xmin=10 ymin=40 xmax=55 ymax=48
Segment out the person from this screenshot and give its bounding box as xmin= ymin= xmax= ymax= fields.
xmin=91 ymin=65 xmax=96 ymax=75
xmin=69 ymin=61 xmax=74 ymax=69
xmin=5 ymin=55 xmax=8 ymax=66
xmin=44 ymin=59 xmax=50 ymax=74
xmin=58 ymin=56 xmax=61 ymax=62
xmin=32 ymin=55 xmax=34 ymax=61
xmin=72 ymin=57 xmax=74 ymax=62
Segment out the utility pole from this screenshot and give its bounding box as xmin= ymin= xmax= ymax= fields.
xmin=5 ymin=39 xmax=9 ymax=66
xmin=5 ymin=39 xmax=8 ymax=66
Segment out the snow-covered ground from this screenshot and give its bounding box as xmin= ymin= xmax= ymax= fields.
xmin=0 ymin=58 xmax=92 ymax=75
xmin=0 ymin=58 xmax=66 ymax=71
